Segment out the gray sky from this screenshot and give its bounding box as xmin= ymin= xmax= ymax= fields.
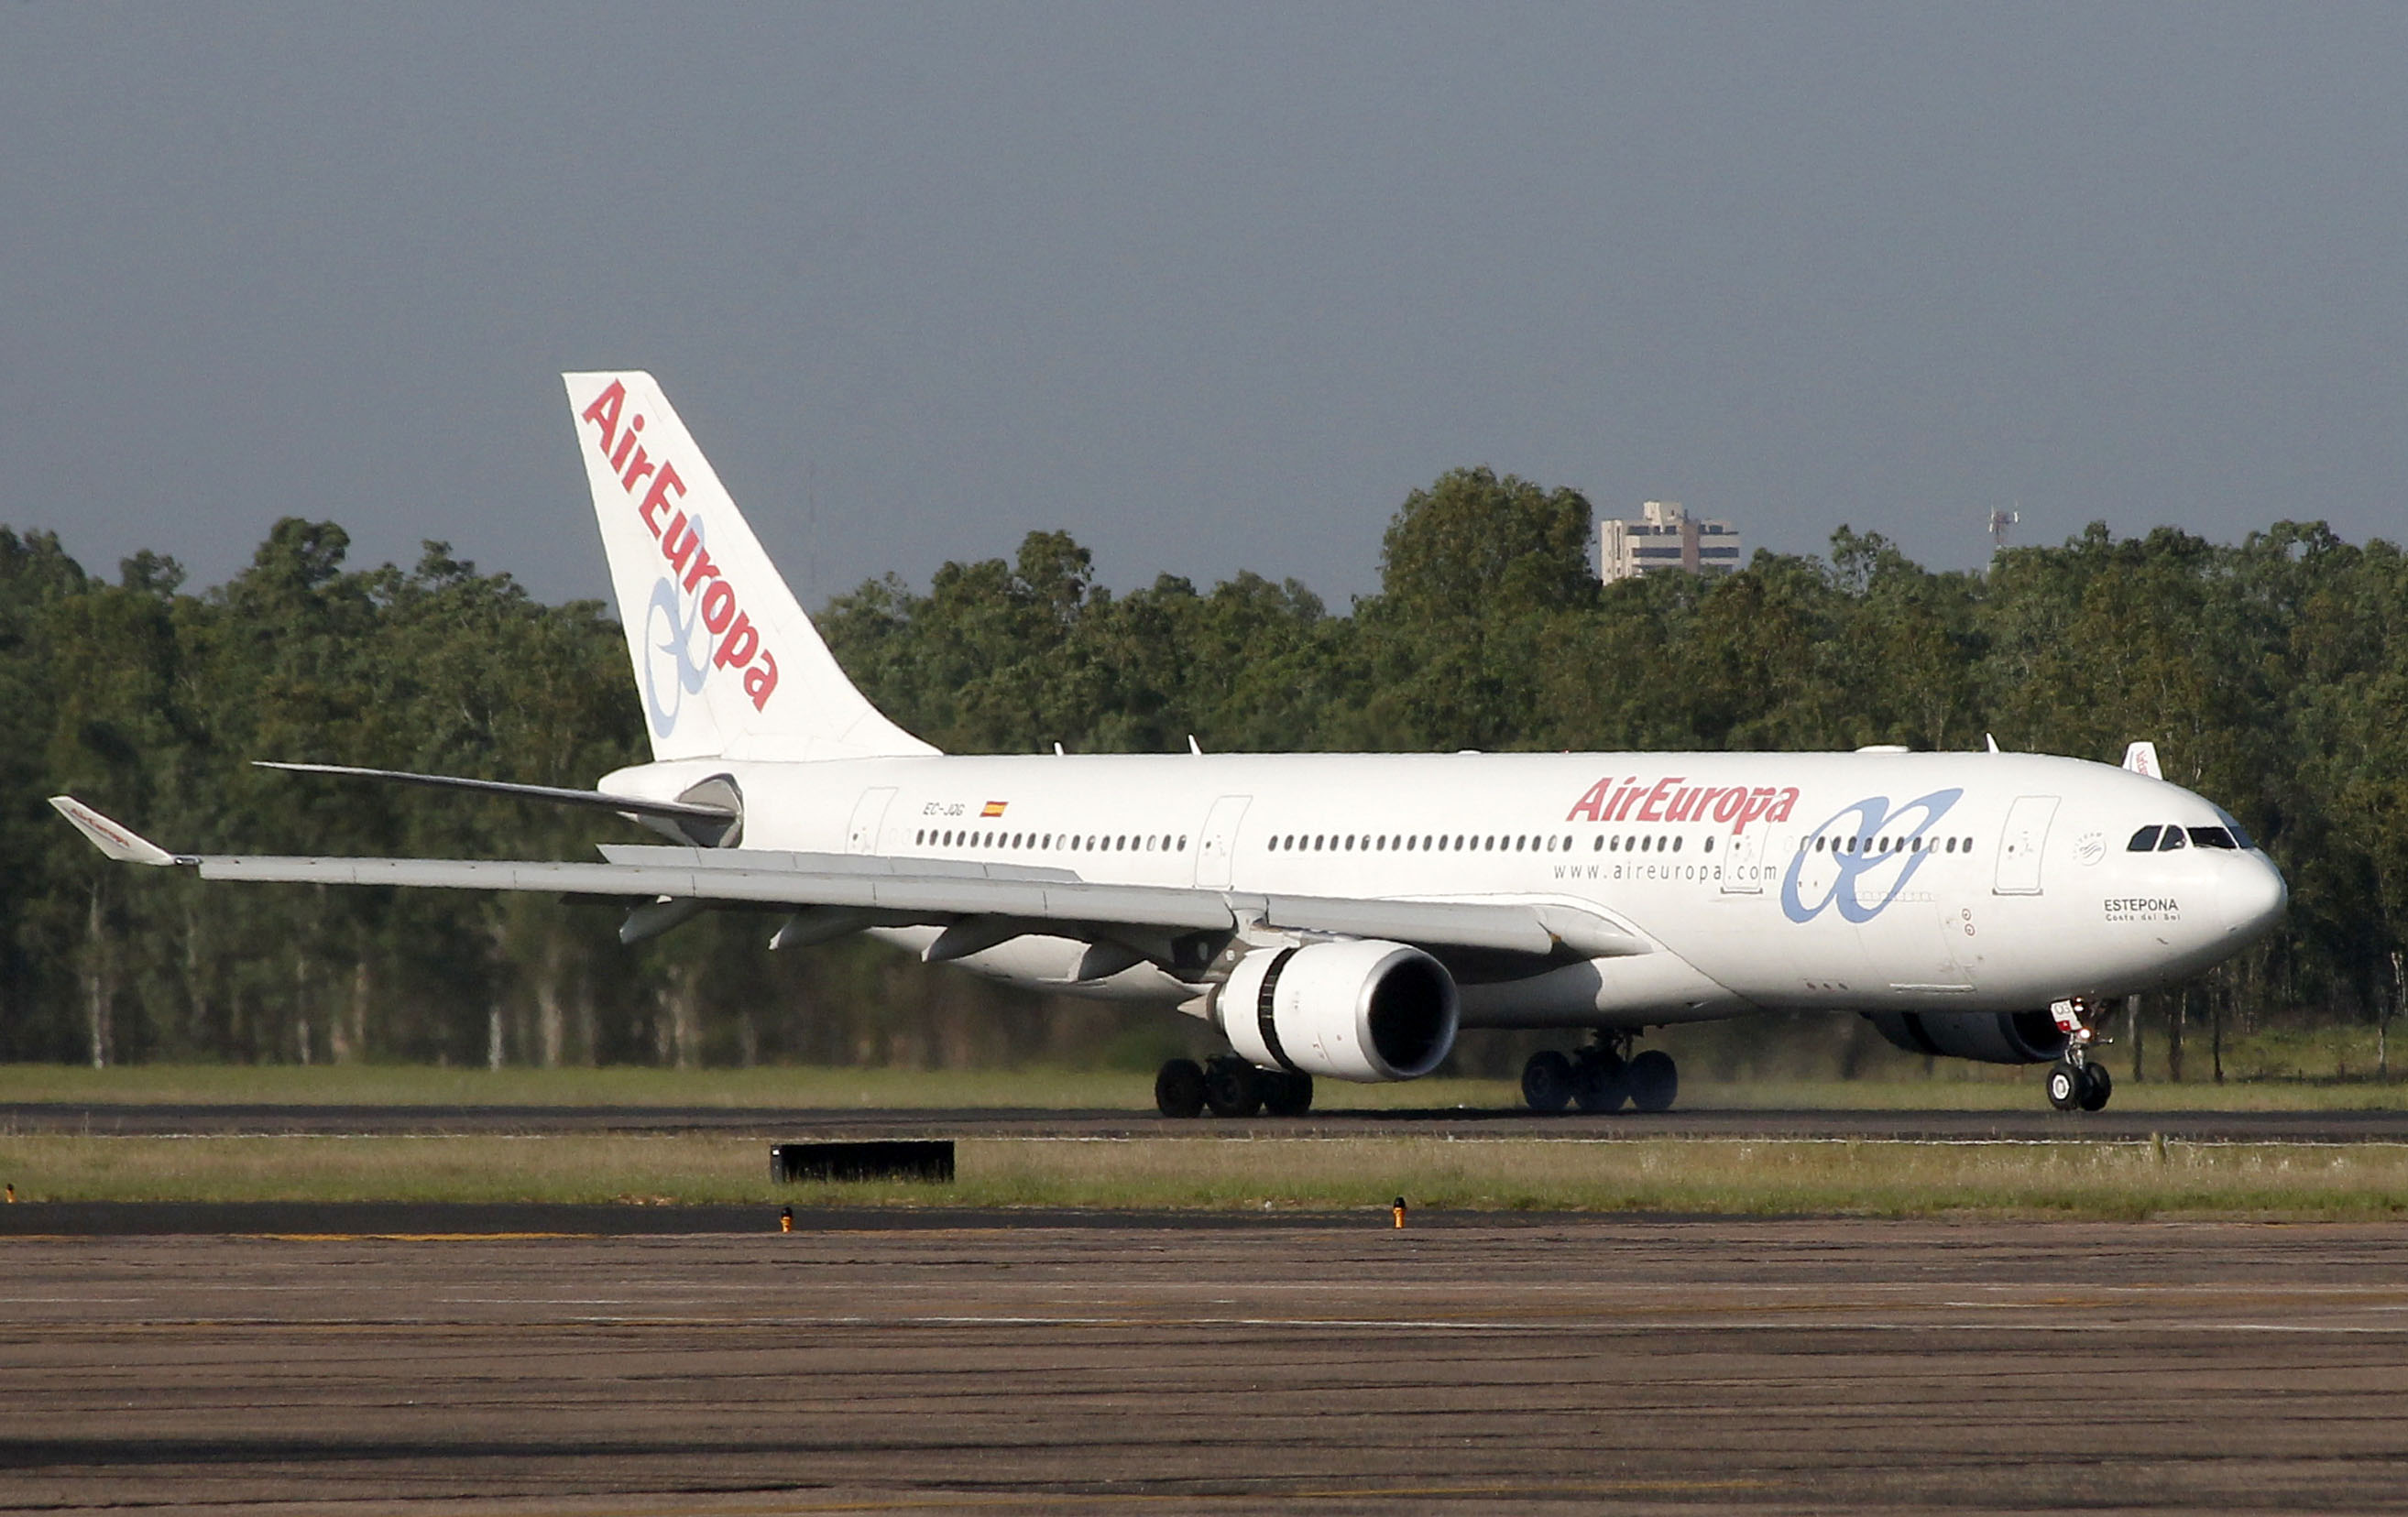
xmin=4 ymin=4 xmax=2402 ymax=610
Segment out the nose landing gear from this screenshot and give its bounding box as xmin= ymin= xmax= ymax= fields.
xmin=2044 ymin=998 xmax=2114 ymax=1112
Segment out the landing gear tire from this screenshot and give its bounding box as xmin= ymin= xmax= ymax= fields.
xmin=2046 ymin=1061 xmax=2084 ymax=1112
xmin=1572 ymin=1053 xmax=1628 ymax=1113
xmin=1625 ymin=1049 xmax=1680 ymax=1113
xmin=1155 ymin=1058 xmax=1206 ymax=1119
xmin=1261 ymin=1070 xmax=1315 ymax=1118
xmin=1202 ymin=1057 xmax=1263 ymax=1119
xmin=2079 ymin=1063 xmax=2114 ymax=1112
xmin=1522 ymin=1051 xmax=1575 ymax=1113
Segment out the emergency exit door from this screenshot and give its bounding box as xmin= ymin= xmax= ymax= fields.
xmin=1993 ymin=795 xmax=2059 ymax=895
xmin=1193 ymin=795 xmax=1252 ymax=890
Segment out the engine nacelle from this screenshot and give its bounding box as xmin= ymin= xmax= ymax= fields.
xmin=1218 ymin=940 xmax=1460 ymax=1083
xmin=1864 ymin=1010 xmax=2070 ymax=1065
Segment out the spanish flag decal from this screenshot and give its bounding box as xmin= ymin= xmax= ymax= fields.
xmin=980 ymin=801 xmax=1008 ymax=818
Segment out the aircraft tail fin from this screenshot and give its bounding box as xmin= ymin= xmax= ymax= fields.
xmin=2121 ymin=740 xmax=2162 ymax=779
xmin=562 ymin=372 xmax=937 ymax=763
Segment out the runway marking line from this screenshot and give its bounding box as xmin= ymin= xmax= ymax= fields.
xmin=257 ymin=1232 xmax=596 ymax=1241
xmin=38 ymin=1311 xmax=2388 ymax=1338
xmin=509 ymin=1477 xmax=1776 ymax=1513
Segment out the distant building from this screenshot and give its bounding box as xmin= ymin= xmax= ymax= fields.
xmin=1597 ymin=501 xmax=1744 ymax=584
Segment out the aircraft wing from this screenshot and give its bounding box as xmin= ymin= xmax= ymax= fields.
xmin=49 ymin=797 xmax=1646 ymax=961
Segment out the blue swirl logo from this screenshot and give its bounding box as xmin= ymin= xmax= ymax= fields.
xmin=640 ymin=514 xmax=715 ymax=740
xmin=1780 ymin=788 xmax=1965 ymax=924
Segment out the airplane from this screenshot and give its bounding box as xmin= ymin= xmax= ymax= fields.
xmin=49 ymin=371 xmax=2289 ymax=1116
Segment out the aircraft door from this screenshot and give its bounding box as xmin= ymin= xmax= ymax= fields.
xmin=1993 ymin=795 xmax=2059 ymax=895
xmin=1720 ymin=829 xmax=1764 ymax=894
xmin=1193 ymin=795 xmax=1252 ymax=889
xmin=846 ymin=787 xmax=897 ymax=856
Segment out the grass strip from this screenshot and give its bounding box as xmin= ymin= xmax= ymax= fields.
xmin=4 ymin=1134 xmax=2407 ymax=1219
xmin=5 ymin=1064 xmax=2405 ymax=1112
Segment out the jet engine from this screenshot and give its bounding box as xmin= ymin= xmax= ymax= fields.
xmin=1864 ymin=1010 xmax=2069 ymax=1065
xmin=1217 ymin=940 xmax=1459 ymax=1083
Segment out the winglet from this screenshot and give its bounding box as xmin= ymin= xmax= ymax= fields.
xmin=48 ymin=797 xmax=182 ymax=866
xmin=2122 ymin=740 xmax=2162 ymax=780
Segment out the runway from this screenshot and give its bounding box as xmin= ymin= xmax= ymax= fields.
xmin=6 ymin=1217 xmax=2408 ymax=1513
xmin=11 ymin=1100 xmax=2408 ymax=1141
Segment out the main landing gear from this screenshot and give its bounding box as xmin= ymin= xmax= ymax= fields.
xmin=1521 ymin=1034 xmax=1678 ymax=1114
xmin=1155 ymin=1056 xmax=1313 ymax=1119
xmin=2044 ymin=997 xmax=2114 ymax=1112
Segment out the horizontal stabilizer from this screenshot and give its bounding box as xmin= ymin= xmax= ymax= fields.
xmin=254 ymin=761 xmax=736 ymax=824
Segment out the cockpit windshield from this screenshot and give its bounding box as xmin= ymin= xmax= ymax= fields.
xmin=2214 ymin=808 xmax=2257 ymax=849
xmin=2128 ymin=816 xmax=2257 ymax=853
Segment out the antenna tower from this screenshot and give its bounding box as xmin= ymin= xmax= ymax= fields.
xmin=1987 ymin=506 xmax=2020 ymax=556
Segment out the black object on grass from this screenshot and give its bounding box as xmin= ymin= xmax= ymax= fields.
xmin=771 ymin=1140 xmax=955 ymax=1184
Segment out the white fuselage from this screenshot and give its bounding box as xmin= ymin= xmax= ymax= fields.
xmin=603 ymin=748 xmax=2286 ymax=1031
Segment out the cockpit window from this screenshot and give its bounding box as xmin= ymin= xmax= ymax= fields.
xmin=2156 ymin=825 xmax=2187 ymax=852
xmin=2187 ymin=826 xmax=2238 ymax=849
xmin=2216 ymin=809 xmax=2257 ymax=849
xmin=2127 ymin=825 xmax=2162 ymax=852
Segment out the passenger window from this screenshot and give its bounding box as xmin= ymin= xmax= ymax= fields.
xmin=1703 ymin=836 xmax=1714 ymax=854
xmin=2127 ymin=825 xmax=2162 ymax=852
xmin=1178 ymin=835 xmax=1188 ymax=850
xmin=2157 ymin=826 xmax=2186 ymax=852
xmin=1671 ymin=836 xmax=1682 ymax=853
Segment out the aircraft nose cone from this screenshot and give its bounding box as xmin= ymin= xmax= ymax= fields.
xmin=2218 ymin=856 xmax=2288 ymax=941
